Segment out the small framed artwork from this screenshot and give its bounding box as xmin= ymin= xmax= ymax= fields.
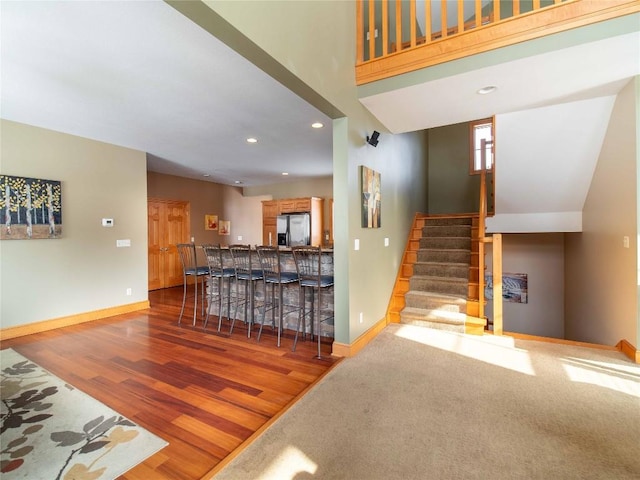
xmin=485 ymin=272 xmax=528 ymax=304
xmin=205 ymin=214 xmax=218 ymax=231
xmin=219 ymin=220 xmax=230 ymax=236
xmin=1 ymin=174 xmax=62 ymax=240
xmin=360 ymin=165 xmax=381 ymax=228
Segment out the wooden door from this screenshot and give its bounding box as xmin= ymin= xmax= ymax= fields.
xmin=148 ymin=199 xmax=190 ymax=290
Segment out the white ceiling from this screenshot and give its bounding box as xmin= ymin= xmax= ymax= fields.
xmin=1 ymin=1 xmax=332 ymax=187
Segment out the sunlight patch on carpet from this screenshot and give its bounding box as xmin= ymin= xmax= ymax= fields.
xmin=257 ymin=445 xmax=317 ymax=480
xmin=393 ymin=324 xmax=536 ymax=376
xmin=561 ymin=356 xmax=640 ymax=397
xmin=1 ymin=348 xmax=168 ymax=479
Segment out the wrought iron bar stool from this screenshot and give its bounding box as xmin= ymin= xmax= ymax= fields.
xmin=291 ymin=245 xmax=334 ymax=358
xmin=202 ymin=244 xmax=236 ymax=333
xmin=229 ymin=244 xmax=265 ymax=338
xmin=256 ymin=245 xmax=299 ymax=346
xmin=177 ymin=243 xmax=210 ymax=326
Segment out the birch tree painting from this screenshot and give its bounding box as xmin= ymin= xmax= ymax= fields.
xmin=0 ymin=175 xmax=62 ymax=240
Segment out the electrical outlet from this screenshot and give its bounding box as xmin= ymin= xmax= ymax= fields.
xmin=359 ymin=312 xmax=364 ymax=324
xmin=126 ymin=288 xmax=132 ymax=296
xmin=237 ymin=235 xmax=243 ymax=241
xmin=354 ymin=239 xmax=360 ymax=251
xmin=623 ymin=236 xmax=630 ymax=248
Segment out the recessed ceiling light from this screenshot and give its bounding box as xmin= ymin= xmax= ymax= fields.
xmin=203 ymin=174 xmax=210 ymax=177
xmin=311 ymin=122 xmax=324 ymax=129
xmin=477 ymin=85 xmax=497 ymax=95
xmin=246 ymin=137 xmax=258 ymax=143
xmin=282 ymin=172 xmax=289 ymax=176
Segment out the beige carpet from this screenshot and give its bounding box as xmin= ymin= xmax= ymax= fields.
xmin=214 ymin=324 xmax=640 ymax=480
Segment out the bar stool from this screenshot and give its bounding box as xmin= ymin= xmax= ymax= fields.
xmin=291 ymin=245 xmax=334 ymax=358
xmin=229 ymin=244 xmax=265 ymax=337
xmin=256 ymin=245 xmax=299 ymax=346
xmin=202 ymin=244 xmax=235 ymax=333
xmin=177 ymin=243 xmax=210 ymax=326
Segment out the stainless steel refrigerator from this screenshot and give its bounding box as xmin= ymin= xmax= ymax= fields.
xmin=277 ymin=213 xmax=311 ymax=246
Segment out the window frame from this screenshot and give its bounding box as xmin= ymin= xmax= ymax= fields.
xmin=469 ymin=117 xmax=494 ymax=175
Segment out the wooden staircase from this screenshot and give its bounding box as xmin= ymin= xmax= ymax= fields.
xmin=386 ymin=214 xmax=485 ymax=335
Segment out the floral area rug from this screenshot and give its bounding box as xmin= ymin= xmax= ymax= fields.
xmin=1 ymin=349 xmax=168 ymax=479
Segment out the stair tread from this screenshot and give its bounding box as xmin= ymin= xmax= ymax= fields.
xmin=405 ymin=290 xmax=467 ymax=301
xmin=422 ymin=236 xmax=471 ymax=239
xmin=415 ymin=261 xmax=469 ymax=267
xmin=401 ymin=306 xmax=467 ymax=324
xmin=411 ymin=275 xmax=468 ymax=283
xmin=419 ymin=248 xmax=471 ymax=252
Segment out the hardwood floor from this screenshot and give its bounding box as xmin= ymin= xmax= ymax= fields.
xmin=1 ymin=286 xmax=341 ymax=479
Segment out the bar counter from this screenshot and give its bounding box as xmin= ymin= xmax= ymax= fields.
xmin=205 ymin=247 xmax=334 ymax=338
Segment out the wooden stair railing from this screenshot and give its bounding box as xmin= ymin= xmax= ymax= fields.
xmin=356 ymin=0 xmax=640 ymax=85
xmin=474 ymin=138 xmax=503 ymax=335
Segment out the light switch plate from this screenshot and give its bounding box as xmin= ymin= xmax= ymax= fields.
xmin=116 ymin=239 xmax=131 ymax=247
xmin=354 ymin=239 xmax=360 ymax=251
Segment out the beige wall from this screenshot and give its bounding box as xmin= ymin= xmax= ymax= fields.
xmin=485 ymin=234 xmax=565 ymax=338
xmin=565 ymin=78 xmax=638 ymax=346
xmin=0 ymin=120 xmax=148 ymax=328
xmin=244 ymin=176 xmax=332 ymax=200
xmin=147 ymin=171 xmax=268 ymax=246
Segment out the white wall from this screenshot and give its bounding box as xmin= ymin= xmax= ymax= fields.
xmin=488 ymin=96 xmax=615 ymax=233
xmin=0 ymin=120 xmax=148 ymax=328
xmin=485 ymin=233 xmax=565 ymax=338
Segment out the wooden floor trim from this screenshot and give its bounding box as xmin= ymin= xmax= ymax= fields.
xmin=332 ymin=316 xmax=388 ymax=357
xmin=200 ymin=355 xmax=343 ymax=479
xmin=0 ymin=300 xmax=150 ymax=341
xmin=616 ymin=338 xmax=640 ymax=363
xmin=502 ymin=331 xmax=639 ymax=363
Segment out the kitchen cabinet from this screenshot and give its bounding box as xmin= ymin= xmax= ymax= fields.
xmin=262 ymin=200 xmax=278 ymax=247
xmin=262 ymin=197 xmax=324 ymax=246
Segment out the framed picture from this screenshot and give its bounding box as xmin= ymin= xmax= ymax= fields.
xmin=219 ymin=220 xmax=230 ymax=236
xmin=360 ymin=165 xmax=381 ymax=228
xmin=0 ymin=175 xmax=62 ymax=240
xmin=205 ymin=214 xmax=218 ymax=231
xmin=485 ymin=272 xmax=528 ymax=304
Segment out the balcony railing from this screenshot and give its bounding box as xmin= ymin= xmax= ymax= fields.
xmin=356 ymin=0 xmax=640 ymax=85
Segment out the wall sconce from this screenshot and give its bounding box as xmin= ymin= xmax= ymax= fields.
xmin=366 ymin=131 xmax=380 ymax=147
